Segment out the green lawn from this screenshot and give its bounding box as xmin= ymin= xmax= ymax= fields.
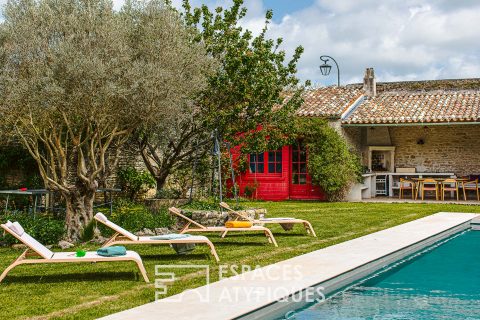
xmin=1 ymin=201 xmax=480 ymax=319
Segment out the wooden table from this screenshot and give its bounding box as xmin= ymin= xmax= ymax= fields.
xmin=384 ymin=172 xmax=455 ymax=197
xmin=412 ymin=178 xmax=468 ymax=200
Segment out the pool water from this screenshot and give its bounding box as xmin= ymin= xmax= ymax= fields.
xmin=291 ymin=230 xmax=480 ymax=320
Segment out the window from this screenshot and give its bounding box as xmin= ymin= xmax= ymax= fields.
xmin=249 ymin=153 xmax=264 ymax=173
xmin=268 ymin=150 xmax=282 ymax=173
xmin=291 ymin=141 xmax=307 ymax=184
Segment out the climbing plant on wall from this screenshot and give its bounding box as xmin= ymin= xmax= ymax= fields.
xmin=295 ymin=118 xmax=362 ymax=201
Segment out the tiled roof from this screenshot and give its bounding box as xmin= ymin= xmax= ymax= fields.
xmin=343 ymin=90 xmax=480 ymax=124
xmin=296 ymin=87 xmax=363 ymax=118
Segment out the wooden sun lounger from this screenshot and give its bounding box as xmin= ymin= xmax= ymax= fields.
xmin=219 ymin=202 xmax=317 ymax=237
xmin=169 ymin=207 xmax=278 ymax=247
xmin=94 ymin=213 xmax=220 ymax=262
xmin=0 ymin=222 xmax=149 ymax=283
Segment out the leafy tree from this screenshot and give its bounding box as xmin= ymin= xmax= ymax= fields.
xmin=0 ymin=0 xmax=212 ymax=240
xmin=296 ymin=118 xmax=362 ymax=200
xmin=139 ymin=0 xmax=308 ymax=190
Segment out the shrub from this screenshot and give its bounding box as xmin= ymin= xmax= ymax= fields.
xmin=96 ymin=199 xmax=173 ymax=236
xmin=296 ymin=118 xmax=362 ymax=200
xmin=0 ymin=211 xmax=64 ymax=245
xmin=156 ymin=188 xmax=182 ymax=199
xmin=118 ymin=167 xmax=156 ymax=201
xmin=181 ymin=197 xmax=245 ymax=211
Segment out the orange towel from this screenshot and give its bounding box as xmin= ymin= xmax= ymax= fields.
xmin=225 ymin=221 xmax=253 ymax=228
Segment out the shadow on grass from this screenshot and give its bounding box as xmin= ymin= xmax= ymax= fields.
xmin=140 ymin=253 xmax=210 ymax=261
xmin=213 ymin=241 xmax=270 ymax=247
xmin=2 ymin=271 xmax=141 ymax=284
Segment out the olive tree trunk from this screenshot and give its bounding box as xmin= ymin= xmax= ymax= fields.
xmin=63 ymin=188 xmax=96 ymax=242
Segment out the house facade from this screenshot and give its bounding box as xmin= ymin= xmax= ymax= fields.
xmin=237 ymin=68 xmax=480 ymax=200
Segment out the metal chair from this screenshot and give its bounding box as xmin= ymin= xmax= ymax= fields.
xmin=440 ymin=178 xmax=460 ymax=201
xmin=399 ymin=178 xmax=416 ymax=200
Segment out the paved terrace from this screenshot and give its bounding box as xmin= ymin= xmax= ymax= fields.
xmin=101 ymin=212 xmax=478 ymax=320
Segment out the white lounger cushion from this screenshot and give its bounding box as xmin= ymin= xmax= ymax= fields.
xmin=11 ymin=222 xmax=25 ymax=236
xmin=95 ymin=212 xmax=108 ymax=223
xmin=5 ymin=221 xmax=55 ymax=259
xmin=95 ymin=213 xmax=138 ymax=241
xmin=51 ymin=250 xmax=142 ymax=261
xmin=137 ymin=235 xmax=209 ymax=242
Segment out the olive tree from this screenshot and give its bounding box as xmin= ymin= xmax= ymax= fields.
xmin=0 ymin=0 xmax=212 ymax=240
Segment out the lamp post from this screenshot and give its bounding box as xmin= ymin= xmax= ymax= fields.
xmin=319 ymin=55 xmax=340 ymax=86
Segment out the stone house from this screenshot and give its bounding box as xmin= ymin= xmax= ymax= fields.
xmin=236 ymin=68 xmax=480 ymax=200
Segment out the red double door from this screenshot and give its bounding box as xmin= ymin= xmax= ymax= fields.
xmin=289 ymin=140 xmax=324 ymax=200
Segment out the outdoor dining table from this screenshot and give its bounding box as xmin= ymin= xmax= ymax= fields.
xmin=0 ymin=188 xmax=121 ymax=214
xmin=411 ymin=177 xmax=468 ymax=200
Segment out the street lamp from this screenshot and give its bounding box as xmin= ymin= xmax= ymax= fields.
xmin=319 ymin=55 xmax=340 ymax=86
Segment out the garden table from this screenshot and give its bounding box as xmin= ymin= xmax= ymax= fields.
xmin=0 ymin=188 xmax=121 ymax=214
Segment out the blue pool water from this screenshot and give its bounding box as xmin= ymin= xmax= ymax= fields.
xmin=292 ymin=230 xmax=480 ymax=319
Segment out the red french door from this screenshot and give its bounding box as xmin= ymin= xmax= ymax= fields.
xmin=289 ymin=140 xmax=324 ymax=200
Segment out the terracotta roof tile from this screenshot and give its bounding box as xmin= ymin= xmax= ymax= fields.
xmin=343 ymin=90 xmax=480 ymax=124
xmin=296 ymin=87 xmax=363 ymax=118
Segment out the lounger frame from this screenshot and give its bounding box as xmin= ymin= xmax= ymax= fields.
xmin=169 ymin=207 xmax=278 ymax=247
xmin=219 ymin=202 xmax=317 ymax=237
xmin=100 ymin=231 xmax=220 ymax=262
xmin=0 ymin=224 xmax=149 ymax=283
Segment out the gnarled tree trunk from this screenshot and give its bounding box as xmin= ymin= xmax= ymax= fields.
xmin=63 ymin=187 xmax=96 ymax=242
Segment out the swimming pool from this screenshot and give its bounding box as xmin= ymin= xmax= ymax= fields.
xmin=287 ymin=230 xmax=480 ymax=319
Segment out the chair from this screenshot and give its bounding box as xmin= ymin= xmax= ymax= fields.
xmin=169 ymin=207 xmax=278 ymax=247
xmin=219 ymin=202 xmax=316 ymax=237
xmin=399 ymin=178 xmax=416 ymax=200
xmin=440 ymin=178 xmax=460 ymax=201
xmin=419 ymin=178 xmax=439 ymax=200
xmin=0 ymin=221 xmax=149 ymax=283
xmin=94 ymin=212 xmax=219 ymax=262
xmin=462 ymin=179 xmax=479 ymax=201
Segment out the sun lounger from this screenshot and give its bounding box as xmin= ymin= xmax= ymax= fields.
xmin=219 ymin=202 xmax=317 ymax=237
xmin=169 ymin=207 xmax=278 ymax=247
xmin=94 ymin=212 xmax=220 ymax=262
xmin=0 ymin=221 xmax=149 ymax=283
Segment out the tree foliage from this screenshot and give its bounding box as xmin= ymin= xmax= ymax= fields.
xmin=140 ymin=0 xmax=308 ymax=191
xmin=296 ymin=118 xmax=362 ymax=200
xmin=0 ymin=0 xmax=212 ymax=240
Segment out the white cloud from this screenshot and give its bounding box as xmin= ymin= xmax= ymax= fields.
xmin=263 ymin=1 xmax=480 ymax=85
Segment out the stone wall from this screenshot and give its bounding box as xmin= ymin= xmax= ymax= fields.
xmin=385 ymin=125 xmax=480 ymax=176
xmin=328 ymin=119 xmax=362 ymax=153
xmin=174 ymin=208 xmax=268 ymax=229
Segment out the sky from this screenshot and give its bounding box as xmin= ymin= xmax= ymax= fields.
xmin=3 ymin=0 xmax=480 ymax=86
xmin=164 ymin=0 xmax=480 ymax=86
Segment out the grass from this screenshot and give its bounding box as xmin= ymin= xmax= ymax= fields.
xmin=1 ymin=201 xmax=480 ymax=319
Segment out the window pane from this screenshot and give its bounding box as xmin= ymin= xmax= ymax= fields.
xmin=257 ymin=164 xmax=264 ymax=173
xmin=300 ymin=151 xmax=306 ymax=162
xmin=292 ymin=151 xmax=298 ymax=162
xmin=276 ymin=163 xmax=282 ymax=172
xmin=292 ymin=173 xmax=298 ymax=184
xmin=258 ymin=153 xmax=264 ymax=162
xmin=250 ymin=153 xmax=256 ymax=162
xmin=276 ymin=151 xmax=282 ymax=162
xmin=300 ymin=163 xmax=307 ymax=173
xmin=249 ymin=163 xmax=256 ymax=173
xmin=268 ymin=163 xmax=275 ymax=173
xmin=299 ymin=174 xmax=307 ymax=184
xmin=292 ymin=165 xmax=298 ymax=174
xmin=268 ymin=152 xmax=275 ymax=162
